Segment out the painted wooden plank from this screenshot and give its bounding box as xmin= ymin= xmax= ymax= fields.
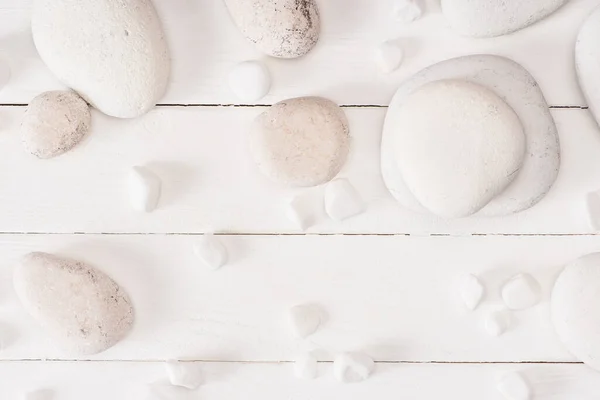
xmin=0 ymin=234 xmax=597 ymax=361
xmin=0 ymin=361 xmax=598 ymax=400
xmin=0 ymin=106 xmax=596 ymax=234
xmin=0 ymin=0 xmax=596 ymax=106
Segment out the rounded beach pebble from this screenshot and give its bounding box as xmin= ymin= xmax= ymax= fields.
xmin=228 ymin=61 xmax=271 ymax=102
xmin=250 ymin=97 xmax=350 ymax=187
xmin=21 ymin=91 xmax=91 ymax=159
xmin=576 ymin=6 xmax=600 ymax=128
xmin=223 ymin=0 xmax=320 ymax=58
xmin=31 ymin=0 xmax=170 ymax=118
xmin=13 ymin=252 xmax=134 ymax=356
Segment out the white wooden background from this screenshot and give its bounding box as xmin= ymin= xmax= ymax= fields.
xmin=1 ymin=0 xmax=600 ymax=398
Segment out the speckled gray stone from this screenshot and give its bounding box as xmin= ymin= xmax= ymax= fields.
xmin=223 ymin=0 xmax=320 ymax=58
xmin=13 ymin=252 xmax=134 ymax=356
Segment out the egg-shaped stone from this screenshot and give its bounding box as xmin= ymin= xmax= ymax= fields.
xmin=31 ymin=0 xmax=170 ymax=118
xmin=223 ymin=0 xmax=320 ymax=58
xmin=250 ymin=97 xmax=350 ymax=187
xmin=13 ymin=252 xmax=134 ymax=356
xmin=576 ymin=6 xmax=600 ymax=128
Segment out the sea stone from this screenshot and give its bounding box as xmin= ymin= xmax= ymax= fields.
xmin=21 ymin=91 xmax=90 ymax=159
xmin=392 ymin=80 xmax=526 ymax=218
xmin=251 ymin=97 xmax=350 ymax=187
xmin=294 ymin=352 xmax=318 ymax=379
xmin=442 ymin=0 xmax=568 ymax=38
xmin=228 ymin=61 xmax=271 ymax=102
xmin=223 ymin=0 xmax=320 ymax=58
xmin=577 ymin=6 xmax=600 ymax=128
xmin=496 ymin=371 xmax=532 ymax=400
xmin=459 ymin=273 xmax=485 ymax=311
xmin=333 ymin=352 xmax=375 ymax=383
xmin=31 ymin=0 xmax=170 ymax=118
xmin=13 ymin=252 xmax=134 ymax=356
xmin=551 ymin=253 xmax=600 ymax=371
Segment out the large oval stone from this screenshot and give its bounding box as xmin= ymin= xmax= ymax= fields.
xmin=13 ymin=252 xmax=134 ymax=356
xmin=224 ymin=0 xmax=320 ymax=58
xmin=31 ymin=0 xmax=170 ymax=118
xmin=577 ymin=6 xmax=600 ymax=127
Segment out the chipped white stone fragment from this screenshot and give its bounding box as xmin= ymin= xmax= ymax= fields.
xmin=288 ymin=304 xmax=321 ymax=339
xmin=165 ymin=360 xmax=203 ymax=390
xmin=459 ymin=274 xmax=485 ymax=311
xmin=294 ymin=352 xmax=318 ymax=379
xmin=333 ymin=352 xmax=375 ymax=383
xmin=586 ymin=190 xmax=600 ymax=230
xmin=375 ymin=41 xmax=404 ymax=74
xmin=393 ymin=0 xmax=423 ymax=23
xmin=501 ymin=274 xmax=541 ymax=310
xmin=497 ymin=371 xmax=532 ymax=400
xmin=23 ymin=389 xmax=54 ymax=400
xmin=129 ymin=166 xmax=161 ymax=213
xmin=287 ymin=193 xmax=317 ymax=230
xmin=324 ymin=179 xmax=364 ymax=221
xmin=229 ymin=60 xmax=271 ymax=102
xmin=485 ymin=310 xmax=511 ymax=337
xmin=194 ymin=233 xmax=228 ymax=270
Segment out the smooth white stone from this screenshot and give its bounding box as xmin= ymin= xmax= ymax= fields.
xmin=13 ymin=252 xmax=134 ymax=356
xmin=333 ymin=352 xmax=375 ymax=383
xmin=375 ymin=41 xmax=404 ymax=74
xmin=577 ymin=6 xmax=600 ymax=128
xmin=223 ymin=0 xmax=320 ymax=58
xmin=129 ymin=166 xmax=162 ymax=213
xmin=442 ymin=0 xmax=568 ymax=38
xmin=165 ymin=361 xmax=203 ymax=390
xmin=392 ymin=80 xmax=525 ymax=218
xmin=21 ymin=91 xmax=91 ymax=159
xmin=459 ymin=274 xmax=485 ymax=311
xmin=23 ymin=389 xmax=54 ymax=400
xmin=484 ymin=310 xmax=511 ymax=336
xmin=381 ymin=55 xmax=560 ymax=217
xmin=294 ymin=352 xmax=318 ymax=379
xmin=228 ymin=61 xmax=271 ymax=102
xmin=393 ymin=0 xmax=423 ymax=23
xmin=551 ymin=253 xmax=600 ymax=371
xmin=194 ymin=233 xmax=228 ymax=270
xmin=32 ymin=0 xmax=170 ymax=118
xmin=501 ymin=274 xmax=541 ymax=310
xmin=0 ymin=60 xmax=11 ymax=92
xmin=287 ymin=193 xmax=318 ymax=230
xmin=143 ymin=382 xmax=192 ymax=400
xmin=288 ymin=304 xmax=321 ymax=339
xmin=251 ymin=97 xmax=350 ymax=187
xmin=496 ymin=372 xmax=532 ymax=400
xmin=585 ymin=190 xmax=600 ymax=230
xmin=324 ymin=179 xmax=364 ymax=222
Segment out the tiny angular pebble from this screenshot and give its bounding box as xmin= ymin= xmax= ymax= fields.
xmin=229 ymin=61 xmax=271 ymax=102
xmin=394 ymin=0 xmax=423 ymax=23
xmin=585 ymin=191 xmax=600 ymax=230
xmin=375 ymin=41 xmax=404 ymax=74
xmin=294 ymin=352 xmax=318 ymax=379
xmin=459 ymin=274 xmax=485 ymax=311
xmin=22 ymin=389 xmax=54 ymax=400
xmin=485 ymin=310 xmax=511 ymax=337
xmin=288 ymin=304 xmax=321 ymax=339
xmin=129 ymin=166 xmax=162 ymax=213
xmin=0 ymin=60 xmax=11 ymax=92
xmin=194 ymin=233 xmax=228 ymax=270
xmin=165 ymin=360 xmax=203 ymax=390
xmin=13 ymin=252 xmax=134 ymax=356
xmin=501 ymin=274 xmax=541 ymax=310
xmin=324 ymin=179 xmax=364 ymax=221
xmin=287 ymin=193 xmax=318 ymax=230
xmin=333 ymin=352 xmax=375 ymax=383
xmin=22 ymin=91 xmax=91 ymax=159
xmin=497 ymin=371 xmax=532 ymax=400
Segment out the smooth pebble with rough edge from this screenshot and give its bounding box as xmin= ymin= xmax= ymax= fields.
xmin=442 ymin=0 xmax=568 ymax=38
xmin=287 ymin=193 xmax=318 ymax=230
xmin=375 ymin=41 xmax=404 ymax=74
xmin=250 ymin=97 xmax=350 ymax=187
xmin=288 ymin=304 xmax=321 ymax=339
xmin=577 ymin=6 xmax=600 ymax=128
xmin=459 ymin=274 xmax=485 ymax=311
xmin=394 ymin=0 xmax=423 ymax=23
xmin=551 ymin=253 xmax=600 ymax=371
xmin=23 ymin=389 xmax=54 ymax=400
xmin=496 ymin=371 xmax=532 ymax=400
xmin=228 ymin=61 xmax=271 ymax=102
xmin=502 ymin=274 xmax=541 ymax=310
xmin=324 ymin=179 xmax=364 ymax=222
xmin=194 ymin=233 xmax=228 ymax=270
xmin=333 ymin=352 xmax=375 ymax=383
xmin=586 ymin=190 xmax=600 ymax=230
xmin=129 ymin=166 xmax=161 ymax=213
xmin=32 ymin=0 xmax=170 ymax=118
xmin=484 ymin=309 xmax=511 ymax=337
xmin=21 ymin=91 xmax=91 ymax=159
xmin=165 ymin=360 xmax=203 ymax=390
xmin=13 ymin=252 xmax=134 ymax=356
xmin=294 ymin=352 xmax=318 ymax=379
xmin=223 ymin=0 xmax=320 ymax=58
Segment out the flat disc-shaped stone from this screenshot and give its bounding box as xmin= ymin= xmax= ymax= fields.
xmin=576 ymin=6 xmax=600 ymax=128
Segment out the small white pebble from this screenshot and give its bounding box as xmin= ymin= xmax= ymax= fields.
xmin=324 ymin=179 xmax=364 ymax=221
xmin=129 ymin=166 xmax=161 ymax=213
xmin=194 ymin=233 xmax=228 ymax=270
xmin=497 ymin=371 xmax=532 ymax=400
xmin=501 ymin=274 xmax=541 ymax=310
xmin=22 ymin=389 xmax=53 ymax=400
xmin=288 ymin=304 xmax=321 ymax=339
xmin=294 ymin=352 xmax=318 ymax=379
xmin=228 ymin=60 xmax=271 ymax=102
xmin=287 ymin=193 xmax=318 ymax=230
xmin=459 ymin=274 xmax=485 ymax=311
xmin=375 ymin=41 xmax=404 ymax=74
xmin=0 ymin=60 xmax=10 ymax=93
xmin=484 ymin=309 xmax=511 ymax=337
xmin=585 ymin=190 xmax=600 ymax=230
xmin=143 ymin=382 xmax=190 ymax=400
xmin=333 ymin=352 xmax=375 ymax=383
xmin=393 ymin=0 xmax=423 ymax=23
xmin=165 ymin=360 xmax=203 ymax=390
